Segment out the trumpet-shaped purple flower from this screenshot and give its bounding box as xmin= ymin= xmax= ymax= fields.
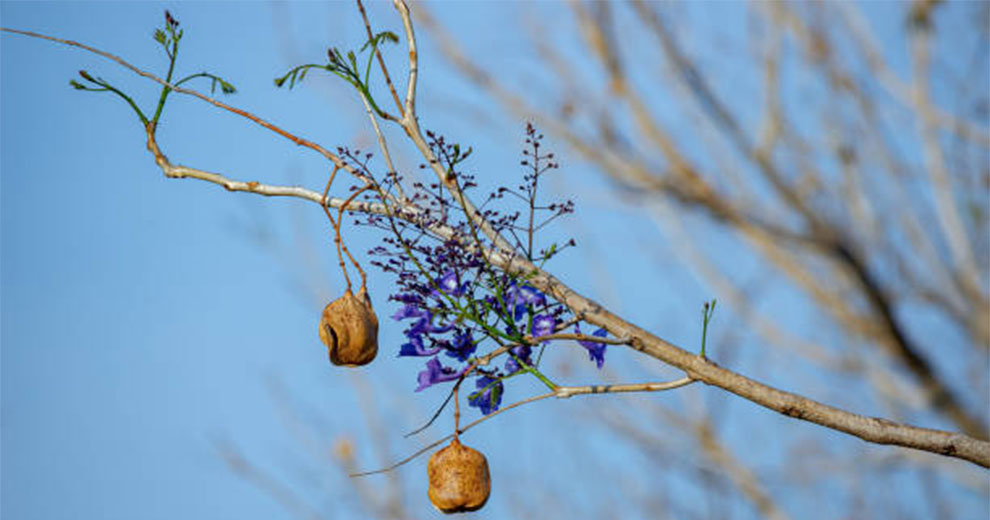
xmin=575 ymin=323 xmax=608 ymax=369
xmin=445 ymin=330 xmax=477 ymax=362
xmin=391 ymin=302 xmax=429 ymax=321
xmin=434 ymin=270 xmax=468 ymax=297
xmin=393 ymin=299 xmax=456 ymax=336
xmin=532 ymin=314 xmax=556 ymax=339
xmin=506 ymin=283 xmax=547 ymax=321
xmin=468 ymin=376 xmax=503 ymax=415
xmin=399 ymin=334 xmax=441 ymax=357
xmin=408 ymin=311 xmax=455 ymax=336
xmin=415 ymin=357 xmax=465 ymax=391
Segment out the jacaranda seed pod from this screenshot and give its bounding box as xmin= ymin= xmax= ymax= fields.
xmin=319 ymin=285 xmax=379 ymax=367
xmin=427 ymin=437 xmax=491 ymax=513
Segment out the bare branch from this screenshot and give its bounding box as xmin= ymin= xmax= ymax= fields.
xmin=522 ymin=258 xmax=989 ymax=466
xmin=553 ymin=377 xmax=695 ymax=398
xmin=391 ymin=0 xmax=417 ymax=120
xmin=143 ymin=127 xmax=382 ymax=214
xmin=909 ymin=23 xmax=984 ymax=303
xmin=1 ymin=27 xmax=351 ymax=172
xmin=356 ymin=0 xmax=404 ymax=118
xmin=353 ymin=376 xmax=694 ymax=477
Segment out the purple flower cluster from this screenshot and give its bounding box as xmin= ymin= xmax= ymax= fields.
xmin=391 ymin=269 xmax=479 ymax=368
xmin=392 ymin=273 xmax=578 ymax=415
xmin=349 ymin=125 xmax=609 ymax=416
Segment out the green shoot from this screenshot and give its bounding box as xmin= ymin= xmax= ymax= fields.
xmin=700 ymin=298 xmax=717 ymax=359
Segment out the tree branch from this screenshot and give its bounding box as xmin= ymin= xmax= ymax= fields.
xmin=7 ymin=14 xmax=987 ymax=468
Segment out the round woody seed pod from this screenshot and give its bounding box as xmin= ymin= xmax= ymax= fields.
xmin=427 ymin=437 xmax=491 ymax=513
xmin=318 ymin=286 xmax=379 ymax=367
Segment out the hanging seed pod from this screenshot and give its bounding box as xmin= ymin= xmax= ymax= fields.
xmin=427 ymin=437 xmax=491 ymax=513
xmin=318 ymin=285 xmax=379 ymax=367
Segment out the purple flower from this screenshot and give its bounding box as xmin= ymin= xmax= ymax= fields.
xmin=504 ymin=345 xmax=532 ymax=374
xmin=399 ymin=334 xmax=441 ymax=357
xmin=408 ymin=311 xmax=455 ymax=336
xmin=575 ymin=324 xmax=608 ymax=369
xmin=532 ymin=314 xmax=556 ymax=338
xmin=392 ymin=303 xmax=429 ymax=321
xmin=515 ymin=284 xmax=546 ymax=306
xmin=434 ymin=270 xmax=468 ymax=297
xmin=506 ymin=283 xmax=546 ymax=321
xmin=445 ymin=330 xmax=477 ymax=362
xmin=415 ymin=357 xmax=464 ymax=391
xmin=468 ymin=376 xmax=503 ymax=415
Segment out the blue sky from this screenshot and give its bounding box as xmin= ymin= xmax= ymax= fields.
xmin=1 ymin=3 xmax=636 ymax=518
xmin=3 ymin=2 xmax=987 ymax=519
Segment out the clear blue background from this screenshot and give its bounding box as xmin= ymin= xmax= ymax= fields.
xmin=3 ymin=2 xmax=987 ymax=519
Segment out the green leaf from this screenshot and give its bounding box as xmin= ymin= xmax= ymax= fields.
xmin=219 ymin=79 xmax=235 ymax=94
xmin=274 ymin=63 xmax=334 ymax=90
xmin=153 ymin=29 xmax=166 ymax=45
xmin=360 ymin=30 xmax=400 ymax=52
xmin=174 ymin=72 xmax=237 ymax=95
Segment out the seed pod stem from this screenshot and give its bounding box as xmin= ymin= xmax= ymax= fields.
xmin=321 ymin=165 xmax=369 ymax=292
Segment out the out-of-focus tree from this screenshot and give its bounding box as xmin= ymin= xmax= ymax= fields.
xmin=217 ymin=1 xmax=990 ymax=517
xmin=405 ymin=0 xmax=989 ymax=517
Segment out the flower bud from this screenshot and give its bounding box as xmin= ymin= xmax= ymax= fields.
xmin=319 ymin=286 xmax=378 ymax=367
xmin=427 ymin=437 xmax=491 ymax=513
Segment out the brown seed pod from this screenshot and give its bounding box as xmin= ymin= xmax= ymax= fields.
xmin=427 ymin=437 xmax=491 ymax=513
xmin=318 ymin=285 xmax=379 ymax=367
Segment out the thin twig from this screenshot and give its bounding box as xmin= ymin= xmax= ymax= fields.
xmin=337 ymin=184 xmax=373 ymax=289
xmin=403 ymin=385 xmax=456 ymax=438
xmin=143 ymin=127 xmax=387 ymax=217
xmin=528 ymin=332 xmax=631 ymax=346
xmin=351 ymin=376 xmax=694 ymax=477
xmin=390 ymin=2 xmax=516 ymax=258
xmin=390 ymin=0 xmax=417 ymax=119
xmin=0 ymin=25 xmax=397 ymax=208
xmin=357 ymin=0 xmax=404 ymax=118
xmin=321 ymin=165 xmax=352 ymax=290
xmin=909 ymin=25 xmax=982 ymax=300
xmin=357 ymin=87 xmax=406 ymax=202
xmin=401 ymin=346 xmax=511 ymax=438
xmin=553 ymin=377 xmax=695 ymax=398
xmin=350 ymin=392 xmax=553 ymax=477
